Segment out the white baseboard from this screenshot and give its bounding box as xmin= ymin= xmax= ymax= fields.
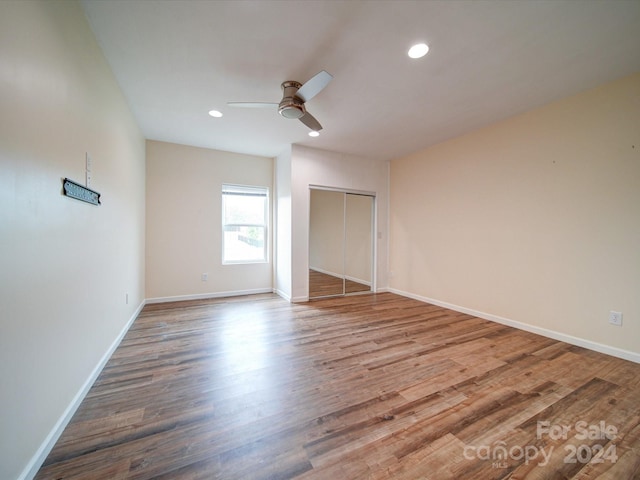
xmin=273 ymin=286 xmax=313 ymax=302
xmin=274 ymin=288 xmax=291 ymax=302
xmin=20 ymin=300 xmax=146 ymax=480
xmin=145 ymin=288 xmax=273 ymax=304
xmin=388 ymin=288 xmax=640 ymax=364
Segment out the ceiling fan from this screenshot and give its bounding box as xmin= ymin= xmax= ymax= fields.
xmin=228 ymin=70 xmax=333 ymax=131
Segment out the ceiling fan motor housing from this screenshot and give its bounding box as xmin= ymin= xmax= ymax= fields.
xmin=278 ymin=81 xmax=306 ymax=119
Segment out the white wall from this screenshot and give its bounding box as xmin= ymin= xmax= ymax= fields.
xmin=0 ymin=2 xmax=146 ymax=479
xmin=145 ymin=140 xmax=273 ymax=301
xmin=390 ymin=72 xmax=640 ymax=361
xmin=275 ymin=147 xmax=293 ymax=300
xmin=290 ymin=145 xmax=389 ymax=301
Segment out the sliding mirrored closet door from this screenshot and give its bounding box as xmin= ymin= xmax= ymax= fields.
xmin=309 ymin=188 xmax=374 ymax=298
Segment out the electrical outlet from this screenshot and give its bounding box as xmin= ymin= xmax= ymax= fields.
xmin=201 ymin=273 xmax=208 ymax=282
xmin=608 ymin=311 xmax=622 ymax=326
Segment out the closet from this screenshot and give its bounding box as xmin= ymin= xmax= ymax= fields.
xmin=309 ymin=188 xmax=375 ymax=298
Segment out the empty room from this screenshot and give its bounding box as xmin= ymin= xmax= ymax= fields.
xmin=1 ymin=1 xmax=639 ymax=479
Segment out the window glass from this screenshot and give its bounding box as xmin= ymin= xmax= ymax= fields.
xmin=222 ymin=185 xmax=268 ymax=263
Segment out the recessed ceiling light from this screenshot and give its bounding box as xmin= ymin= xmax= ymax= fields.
xmin=309 ymin=131 xmax=320 ymax=137
xmin=208 ymin=110 xmax=223 ymax=118
xmin=408 ymin=43 xmax=429 ymax=59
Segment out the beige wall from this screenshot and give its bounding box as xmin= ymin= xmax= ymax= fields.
xmin=0 ymin=2 xmax=146 ymax=479
xmin=145 ymin=141 xmax=273 ymax=301
xmin=390 ymin=72 xmax=640 ymax=360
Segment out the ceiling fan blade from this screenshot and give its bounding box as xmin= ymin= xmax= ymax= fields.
xmin=227 ymin=102 xmax=278 ymax=108
xmin=296 ymin=70 xmax=333 ymax=102
xmin=299 ymin=111 xmax=323 ymax=131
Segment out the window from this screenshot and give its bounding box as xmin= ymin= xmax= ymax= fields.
xmin=222 ymin=184 xmax=268 ymax=263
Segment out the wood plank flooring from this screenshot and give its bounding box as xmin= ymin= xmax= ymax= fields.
xmin=36 ymin=293 xmax=640 ymax=479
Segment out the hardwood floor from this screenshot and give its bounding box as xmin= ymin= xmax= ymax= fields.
xmin=36 ymin=293 xmax=640 ymax=479
xmin=309 ymin=270 xmax=371 ymax=298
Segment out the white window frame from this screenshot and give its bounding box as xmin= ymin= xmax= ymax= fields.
xmin=221 ymin=184 xmax=269 ymax=264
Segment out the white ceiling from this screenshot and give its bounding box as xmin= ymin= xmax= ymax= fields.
xmin=81 ymin=0 xmax=640 ymax=162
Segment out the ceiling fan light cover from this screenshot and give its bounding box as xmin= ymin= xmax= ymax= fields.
xmin=279 ymin=104 xmax=305 ymax=119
